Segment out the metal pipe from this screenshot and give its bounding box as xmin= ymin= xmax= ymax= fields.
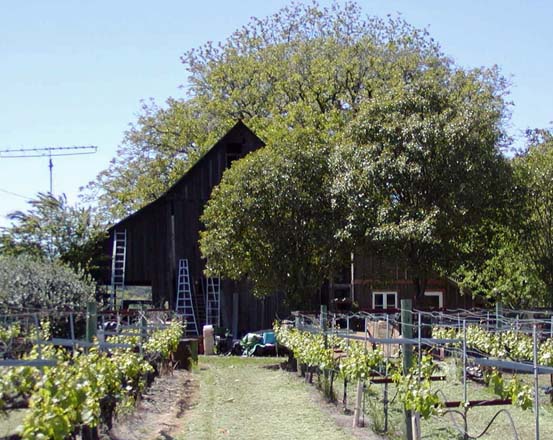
xmin=384 ymin=313 xmax=390 ymax=432
xmin=533 ymin=325 xmax=540 ymax=440
xmin=463 ymin=319 xmax=468 ymax=440
xmin=418 ymin=312 xmax=422 ymax=382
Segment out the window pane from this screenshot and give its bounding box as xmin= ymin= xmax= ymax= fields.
xmin=374 ymin=294 xmax=384 ymax=308
xmin=426 ymin=296 xmax=440 ymax=308
xmin=387 ymin=294 xmax=396 ymax=308
xmin=424 ymin=292 xmax=442 ymax=309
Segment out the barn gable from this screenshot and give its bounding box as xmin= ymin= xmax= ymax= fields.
xmin=104 ymin=121 xmax=473 ymax=334
xmin=106 ymin=121 xmax=267 ymax=319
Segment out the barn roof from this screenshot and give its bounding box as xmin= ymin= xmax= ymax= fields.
xmin=108 ymin=120 xmax=264 ymax=231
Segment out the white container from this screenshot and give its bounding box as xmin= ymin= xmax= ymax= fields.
xmin=203 ymin=325 xmax=215 ymax=355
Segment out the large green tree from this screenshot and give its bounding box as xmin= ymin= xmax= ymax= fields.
xmin=454 ymin=222 xmax=545 ymax=308
xmin=454 ymin=130 xmax=553 ymax=308
xmin=332 ymin=59 xmax=512 ymax=301
xmin=200 ymin=142 xmax=344 ymax=307
xmin=86 ymin=2 xmax=443 ymax=221
xmin=512 ymin=130 xmax=553 ymax=306
xmin=88 ymin=1 xmax=513 ymax=305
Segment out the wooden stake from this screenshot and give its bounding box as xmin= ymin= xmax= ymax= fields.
xmin=86 ymin=301 xmax=97 ymax=343
xmin=411 ymin=412 xmax=421 ymax=440
xmin=353 ymin=379 xmax=364 ymax=427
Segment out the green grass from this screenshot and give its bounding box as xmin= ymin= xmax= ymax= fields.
xmin=179 ymin=356 xmax=360 ymax=440
xmin=178 ymin=355 xmax=553 ymax=439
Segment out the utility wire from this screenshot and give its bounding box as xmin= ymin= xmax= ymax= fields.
xmin=0 ymin=188 xmax=32 ymax=200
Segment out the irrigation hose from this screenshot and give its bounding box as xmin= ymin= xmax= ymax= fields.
xmin=442 ymin=408 xmax=520 ymax=440
xmin=437 ymin=389 xmax=520 ymax=440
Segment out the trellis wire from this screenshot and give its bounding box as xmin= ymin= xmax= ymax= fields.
xmin=293 ymin=306 xmax=553 ymax=439
xmin=0 ymin=308 xmax=178 ymax=367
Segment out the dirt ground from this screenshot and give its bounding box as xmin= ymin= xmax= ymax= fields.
xmin=109 ymin=368 xmax=198 ymax=440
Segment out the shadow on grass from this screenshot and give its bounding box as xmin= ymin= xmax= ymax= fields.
xmin=260 ymin=357 xmax=297 ymax=372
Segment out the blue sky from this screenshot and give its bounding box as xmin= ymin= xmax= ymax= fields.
xmin=0 ymin=0 xmax=551 ymax=226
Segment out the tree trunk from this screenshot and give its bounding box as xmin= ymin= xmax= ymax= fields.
xmin=413 ymin=277 xmax=428 ymax=305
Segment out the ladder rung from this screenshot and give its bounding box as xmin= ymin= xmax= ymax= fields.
xmin=176 ymin=258 xmax=197 ymax=334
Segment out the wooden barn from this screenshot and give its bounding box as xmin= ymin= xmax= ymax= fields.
xmin=329 ymin=251 xmax=477 ymax=312
xmin=105 ymin=121 xmax=288 ymax=336
xmin=104 ymin=121 xmax=475 ymax=336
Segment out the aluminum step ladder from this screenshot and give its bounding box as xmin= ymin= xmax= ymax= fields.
xmin=175 ymin=259 xmax=198 ymax=336
xmin=205 ymin=277 xmax=221 ymax=327
xmin=110 ymin=230 xmax=127 ymax=308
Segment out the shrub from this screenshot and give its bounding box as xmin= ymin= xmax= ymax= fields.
xmin=0 ymin=255 xmax=95 ymax=311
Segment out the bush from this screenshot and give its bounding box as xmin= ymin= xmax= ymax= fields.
xmin=0 ymin=255 xmax=95 ymax=311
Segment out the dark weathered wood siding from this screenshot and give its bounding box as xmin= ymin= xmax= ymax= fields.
xmin=330 ymin=252 xmax=475 ymax=310
xmin=105 ymin=122 xmax=472 ymax=333
xmin=105 ymin=122 xmax=289 ymax=333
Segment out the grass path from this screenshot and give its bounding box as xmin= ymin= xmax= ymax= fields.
xmin=179 ymin=356 xmax=364 ymax=440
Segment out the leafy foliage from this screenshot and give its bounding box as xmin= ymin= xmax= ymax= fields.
xmin=196 ymin=2 xmax=511 ymax=304
xmin=0 ymin=320 xmax=184 ymax=438
xmin=86 ymin=2 xmax=447 ymax=221
xmin=513 ymin=130 xmax=553 ymax=307
xmin=21 ymin=348 xmax=127 ymax=439
xmin=0 ymin=255 xmax=95 ymax=312
xmin=275 ymin=323 xmax=444 ymax=419
xmin=454 ymin=222 xmax=545 ymax=308
xmin=0 ymin=193 xmax=106 ymax=276
xmin=201 ymin=142 xmax=343 ymax=306
xmin=277 ymin=322 xmax=536 ymax=420
xmin=433 ymin=325 xmax=553 ymax=366
xmin=143 ymin=320 xmax=183 ymax=360
xmin=83 ymin=99 xmax=219 ymax=221
xmin=274 ymin=322 xmax=384 ymax=383
xmin=338 ymin=340 xmax=383 ymax=382
xmin=483 ymin=368 xmax=533 ymax=410
xmin=333 ymin=58 xmax=511 ymax=298
xmin=86 ymin=0 xmax=516 ymax=308
xmin=391 ymin=354 xmax=443 ymax=418
xmin=455 ymin=129 xmax=553 ymax=308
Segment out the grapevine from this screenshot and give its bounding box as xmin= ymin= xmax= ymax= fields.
xmin=483 ymin=368 xmax=533 ymax=410
xmin=0 ymin=318 xmax=184 ymax=439
xmin=391 ymin=354 xmax=443 ymax=419
xmin=274 ymin=323 xmax=384 ymax=383
xmin=432 ymin=325 xmax=553 ymax=365
xmin=276 ymin=319 xmax=538 ymax=423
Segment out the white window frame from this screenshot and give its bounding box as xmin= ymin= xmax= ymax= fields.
xmin=424 ymin=291 xmax=443 ymax=308
xmin=372 ymin=291 xmax=398 ymax=309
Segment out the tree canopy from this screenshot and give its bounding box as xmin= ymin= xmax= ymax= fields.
xmin=87 ymin=1 xmax=517 ymax=306
xmin=453 ymin=130 xmax=553 ymax=308
xmin=332 ymin=58 xmax=511 ymax=299
xmin=200 ymin=141 xmax=343 ymax=307
xmin=454 ymin=222 xmax=545 ymax=308
xmin=195 ymin=2 xmax=511 ymax=304
xmin=514 ymin=130 xmax=553 ymax=306
xmin=86 ymin=1 xmax=444 ymax=221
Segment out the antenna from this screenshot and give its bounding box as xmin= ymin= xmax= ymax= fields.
xmin=0 ymin=145 xmax=98 ymax=193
